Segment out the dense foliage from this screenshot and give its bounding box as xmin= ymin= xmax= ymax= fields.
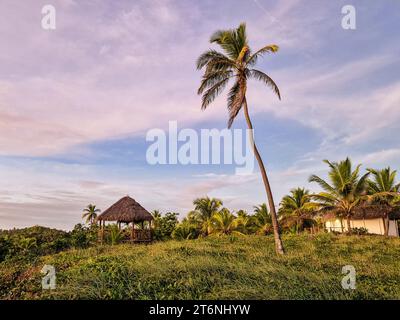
xmin=152 ymin=211 xmax=179 ymax=241
xmin=0 ymin=225 xmax=98 ymax=263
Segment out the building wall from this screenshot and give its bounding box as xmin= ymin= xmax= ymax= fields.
xmin=388 ymin=220 xmax=399 ymax=237
xmin=325 ymin=218 xmax=399 ymax=237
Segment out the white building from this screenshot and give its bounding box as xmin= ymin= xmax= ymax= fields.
xmin=323 ymin=206 xmax=400 ymax=237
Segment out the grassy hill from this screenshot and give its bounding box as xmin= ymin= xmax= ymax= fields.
xmin=1 ymin=233 xmax=400 ymax=300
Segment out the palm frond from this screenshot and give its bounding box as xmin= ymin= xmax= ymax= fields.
xmin=355 ymin=172 xmax=370 ymax=195
xmin=248 ymin=69 xmax=281 ymax=99
xmin=227 ymin=79 xmax=246 ymax=128
xmin=198 ymin=70 xmax=233 ymax=94
xmin=308 ymin=174 xmax=337 ymax=194
xmin=246 ymin=44 xmax=279 ymax=66
xmin=196 ymin=50 xmax=233 ymax=70
xmin=201 ymin=77 xmax=230 ymax=110
xmin=210 ymin=23 xmax=248 ymax=60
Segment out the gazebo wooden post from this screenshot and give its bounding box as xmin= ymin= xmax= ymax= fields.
xmin=149 ymin=220 xmax=152 ymax=241
xmin=98 ymin=219 xmax=101 ymax=243
xmin=131 ymin=222 xmax=135 ymax=242
xmin=101 ymin=220 xmax=106 ymax=244
xmin=100 ymin=220 xmax=104 ymax=244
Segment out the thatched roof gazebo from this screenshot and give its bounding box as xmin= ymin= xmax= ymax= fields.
xmin=96 ymin=196 xmax=153 ymax=243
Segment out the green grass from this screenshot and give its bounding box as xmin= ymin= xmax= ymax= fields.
xmin=1 ymin=233 xmax=400 ymax=299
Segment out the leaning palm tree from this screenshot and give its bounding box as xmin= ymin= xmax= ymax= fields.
xmin=309 ymin=158 xmax=369 ymax=232
xmin=366 ymin=167 xmax=400 ymax=235
xmin=82 ymin=204 xmax=101 ymax=225
xmin=196 ymin=23 xmax=284 ymax=254
xmin=253 ymin=203 xmax=273 ymax=235
xmin=279 ymin=188 xmax=319 ymax=233
xmin=191 ymin=197 xmax=223 ymax=235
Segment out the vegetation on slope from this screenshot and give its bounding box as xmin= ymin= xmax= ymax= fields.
xmin=1 ymin=234 xmax=399 ymax=300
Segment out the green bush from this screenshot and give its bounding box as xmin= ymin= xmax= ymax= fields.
xmin=108 ymin=225 xmax=123 ymax=245
xmin=0 ymin=226 xmax=73 ymax=262
xmin=153 ymin=212 xmax=179 ymax=241
xmin=70 ymin=224 xmax=91 ymax=248
xmin=349 ymin=227 xmax=369 ymax=235
xmin=0 ymin=236 xmax=12 ymax=262
xmin=172 ymin=222 xmax=200 ymax=240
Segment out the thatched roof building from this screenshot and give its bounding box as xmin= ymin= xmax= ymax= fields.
xmin=96 ymin=196 xmax=154 ymax=243
xmin=96 ymin=196 xmax=153 ymax=223
xmin=321 ymin=204 xmax=400 ymax=221
xmin=322 ymin=204 xmax=400 ymax=237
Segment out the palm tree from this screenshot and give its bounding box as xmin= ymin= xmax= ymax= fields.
xmin=152 ymin=210 xmax=162 ymax=219
xmin=253 ymin=203 xmax=273 ymax=235
xmin=279 ymin=188 xmax=319 ymax=233
xmin=235 ymin=210 xmax=252 ymax=234
xmin=209 ymin=208 xmax=242 ymax=236
xmin=309 ymin=158 xmax=369 ymax=232
xmin=196 ymin=23 xmax=284 ymax=254
xmin=172 ymin=220 xmax=199 ymax=240
xmin=367 ymin=167 xmax=400 ymax=199
xmin=366 ymin=167 xmax=400 ymax=235
xmin=191 ymin=197 xmax=223 ymax=235
xmin=82 ymin=204 xmax=101 ymax=225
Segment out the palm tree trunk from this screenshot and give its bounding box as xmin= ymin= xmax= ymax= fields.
xmin=346 ymin=217 xmax=351 ymax=233
xmin=384 ymin=214 xmax=389 ymax=236
xmin=243 ymin=98 xmax=284 ymax=254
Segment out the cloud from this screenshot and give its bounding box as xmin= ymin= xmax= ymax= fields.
xmin=0 ymin=0 xmax=399 ymax=229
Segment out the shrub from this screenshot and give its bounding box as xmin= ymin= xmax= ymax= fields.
xmin=0 ymin=236 xmax=12 ymax=262
xmin=153 ymin=212 xmax=179 ymax=241
xmin=172 ymin=222 xmax=199 ymax=240
xmin=349 ymin=227 xmax=369 ymax=235
xmin=0 ymin=226 xmax=73 ymax=261
xmin=70 ymin=224 xmax=91 ymax=249
xmin=108 ymin=225 xmax=123 ymax=245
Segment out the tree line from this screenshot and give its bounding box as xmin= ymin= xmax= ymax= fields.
xmin=82 ymin=158 xmax=400 ymax=241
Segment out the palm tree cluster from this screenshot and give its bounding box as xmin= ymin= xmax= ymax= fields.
xmin=309 ymin=158 xmax=400 ymax=236
xmin=173 ymin=197 xmax=292 ymax=239
xmin=81 ymin=160 xmax=399 ymax=241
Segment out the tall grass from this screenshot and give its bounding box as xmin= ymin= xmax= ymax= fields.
xmin=1 ymin=234 xmax=400 ymax=299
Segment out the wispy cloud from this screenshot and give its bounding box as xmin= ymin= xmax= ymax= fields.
xmin=0 ymin=0 xmax=399 ymax=229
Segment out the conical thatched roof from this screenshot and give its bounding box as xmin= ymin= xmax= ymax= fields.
xmin=96 ymin=196 xmax=153 ymax=223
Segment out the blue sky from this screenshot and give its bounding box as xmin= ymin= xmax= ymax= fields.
xmin=0 ymin=0 xmax=399 ymax=229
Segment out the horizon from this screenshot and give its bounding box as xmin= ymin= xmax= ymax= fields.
xmin=1 ymin=0 xmax=400 ymax=230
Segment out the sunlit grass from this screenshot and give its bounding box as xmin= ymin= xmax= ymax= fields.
xmin=1 ymin=233 xmax=400 ymax=299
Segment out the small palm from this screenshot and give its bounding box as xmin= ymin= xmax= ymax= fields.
xmin=82 ymin=204 xmax=101 ymax=225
